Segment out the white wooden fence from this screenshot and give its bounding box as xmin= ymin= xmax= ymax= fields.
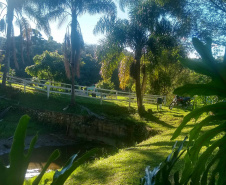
xmin=1 ymin=75 xmax=166 ymax=106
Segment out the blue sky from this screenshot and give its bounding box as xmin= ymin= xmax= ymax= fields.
xmin=0 ymin=0 xmax=128 ymax=45
xmin=51 ymin=7 xmax=128 ymax=44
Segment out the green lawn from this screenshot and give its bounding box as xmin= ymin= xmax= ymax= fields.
xmin=0 ymin=86 xmax=211 ymax=185
xmin=25 ymin=102 xmax=195 ymax=185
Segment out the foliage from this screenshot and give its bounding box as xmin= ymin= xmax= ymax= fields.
xmin=118 ymin=55 xmax=134 ymax=90
xmin=77 ymin=45 xmax=101 ymax=86
xmin=142 ymin=37 xmax=226 ymax=184
xmin=147 ymin=33 xmax=187 ymax=96
xmin=96 ymin=79 xmax=115 ymax=90
xmin=0 ymin=115 xmax=59 ymax=185
xmin=172 ymin=38 xmax=226 ymax=184
xmin=0 ymin=114 xmax=98 ymax=185
xmin=185 ymin=0 xmax=226 ymax=45
xmin=0 ymin=0 xmax=50 ymax=87
xmin=141 ymin=137 xmax=187 ymax=185
xmin=38 ymin=0 xmax=116 ymax=105
xmin=25 ymin=51 xmax=69 ymax=83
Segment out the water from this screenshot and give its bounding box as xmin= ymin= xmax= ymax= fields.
xmin=0 ymin=142 xmax=115 ymax=179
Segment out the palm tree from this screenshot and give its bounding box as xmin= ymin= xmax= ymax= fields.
xmin=94 ymin=1 xmax=162 ymax=115
xmin=0 ymin=0 xmax=50 ymax=88
xmin=95 ymin=19 xmax=148 ymax=115
xmin=38 ymin=0 xmax=116 ymax=105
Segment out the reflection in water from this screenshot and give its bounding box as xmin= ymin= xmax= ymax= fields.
xmin=0 ymin=142 xmax=116 ymax=179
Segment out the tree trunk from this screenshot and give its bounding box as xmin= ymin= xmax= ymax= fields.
xmin=134 ymin=48 xmax=145 ymax=115
xmin=20 ymin=25 xmax=25 ymax=65
xmin=70 ymin=65 xmax=76 ymax=105
xmin=2 ymin=5 xmax=14 ymax=88
xmin=141 ymin=64 xmax=147 ymax=96
xmin=70 ymin=9 xmax=81 ymax=105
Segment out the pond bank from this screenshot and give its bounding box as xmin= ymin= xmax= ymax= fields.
xmin=0 ymin=133 xmax=117 ymax=179
xmin=14 ymin=106 xmax=156 ymax=147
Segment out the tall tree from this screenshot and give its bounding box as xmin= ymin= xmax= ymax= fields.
xmin=38 ymin=0 xmax=116 ymax=105
xmin=95 ymin=0 xmax=189 ymax=115
xmin=0 ymin=0 xmax=50 ymax=87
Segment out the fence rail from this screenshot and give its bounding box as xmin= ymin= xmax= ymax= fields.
xmin=0 ymin=75 xmax=166 ymax=106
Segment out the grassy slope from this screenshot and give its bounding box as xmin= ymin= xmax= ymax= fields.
xmin=26 ymin=100 xmax=194 ymax=185
xmin=64 ymin=105 xmax=192 ymax=185
xmin=0 ymin=86 xmax=208 ymax=185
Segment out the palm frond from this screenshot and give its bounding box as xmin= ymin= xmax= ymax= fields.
xmin=0 ymin=6 xmax=7 ymax=19
xmin=118 ymin=0 xmax=139 ymax=12
xmin=57 ymin=12 xmax=69 ymax=29
xmin=45 ymin=8 xmax=67 ymax=21
xmin=23 ymin=5 xmax=51 ymax=37
xmin=93 ymin=15 xmax=115 ymax=35
xmin=0 ymin=18 xmax=6 ymax=32
xmin=85 ymin=0 xmax=116 ymax=17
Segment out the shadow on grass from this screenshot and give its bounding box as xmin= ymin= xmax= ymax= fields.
xmin=141 ymin=112 xmax=175 ymax=128
xmin=68 ymin=165 xmax=112 ymax=185
xmin=138 ymin=140 xmax=189 ymax=148
xmin=68 ymin=148 xmax=168 ymax=185
xmin=173 ymin=114 xmax=184 ymax=117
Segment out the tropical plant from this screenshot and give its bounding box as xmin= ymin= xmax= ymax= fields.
xmin=141 ymin=137 xmax=187 ymax=185
xmin=95 ymin=0 xmax=190 ymax=115
xmin=0 ymin=114 xmax=97 ymax=185
xmin=37 ymin=0 xmax=116 ymax=105
xmin=141 ymin=37 xmax=226 ymax=184
xmin=0 ymin=0 xmax=50 ymax=88
xmin=95 ymin=1 xmax=163 ymax=115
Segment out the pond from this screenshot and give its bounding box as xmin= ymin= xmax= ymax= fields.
xmin=0 ymin=141 xmax=116 ymax=179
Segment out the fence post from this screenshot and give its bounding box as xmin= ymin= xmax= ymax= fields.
xmin=116 ymin=91 xmax=118 ymax=100
xmin=100 ymin=92 xmax=103 ymax=105
xmin=129 ymin=91 xmax=131 ymax=108
xmin=47 ymin=84 xmax=50 ymax=99
xmin=23 ymin=80 xmax=26 ymax=93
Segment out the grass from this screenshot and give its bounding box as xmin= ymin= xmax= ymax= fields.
xmin=0 ymin=85 xmax=213 ymax=185
xmin=25 ymin=104 xmax=193 ymax=185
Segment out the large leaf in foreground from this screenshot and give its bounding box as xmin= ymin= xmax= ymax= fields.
xmin=171 ymin=102 xmax=226 ymax=140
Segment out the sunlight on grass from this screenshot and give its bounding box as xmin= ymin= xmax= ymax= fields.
xmin=1 ymin=85 xmax=217 ymax=185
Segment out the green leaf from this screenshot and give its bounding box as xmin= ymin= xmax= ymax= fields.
xmin=33 ymin=149 xmax=60 ymax=185
xmin=189 ymin=115 xmax=226 ymax=143
xmin=191 ymin=135 xmax=226 ymax=184
xmin=51 ymin=148 xmax=98 ymax=185
xmin=174 ymin=83 xmax=226 ymax=97
xmin=174 ymin=171 xmax=180 ymax=185
xmin=192 ymin=38 xmax=215 ymax=67
xmin=211 ymin=145 xmax=226 ymax=185
xmin=180 ymin=58 xmax=214 ymax=78
xmin=25 ymin=134 xmax=38 ymax=160
xmin=180 ymin=153 xmax=193 ymax=184
xmin=8 ymin=115 xmax=30 ymax=185
xmin=189 ymin=123 xmax=226 ymax=164
xmin=171 ymin=102 xmax=226 ymax=140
